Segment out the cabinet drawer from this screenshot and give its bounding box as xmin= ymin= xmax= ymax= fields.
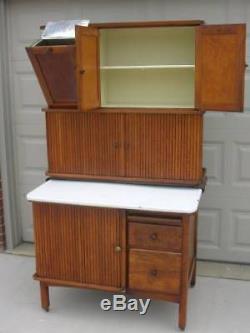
xmin=129 ymin=249 xmax=181 ymax=294
xmin=129 ymin=222 xmax=182 ymax=252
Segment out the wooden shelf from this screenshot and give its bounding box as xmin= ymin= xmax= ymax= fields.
xmin=101 ymin=104 xmax=194 ymax=108
xmin=101 ymin=65 xmax=195 ymax=70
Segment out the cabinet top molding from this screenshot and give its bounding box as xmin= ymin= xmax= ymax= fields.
xmin=90 ymin=20 xmax=205 ymax=29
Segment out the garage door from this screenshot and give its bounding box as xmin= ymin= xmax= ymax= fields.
xmin=6 ymin=0 xmax=250 ymax=262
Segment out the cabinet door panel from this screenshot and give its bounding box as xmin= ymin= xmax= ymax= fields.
xmin=76 ymin=26 xmax=100 ymax=111
xmin=26 ymin=45 xmax=77 ymax=108
xmin=80 ymin=207 xmax=125 ymax=288
xmin=124 ymin=114 xmax=203 ymax=183
xmin=195 ymin=24 xmax=246 ymax=112
xmin=33 ymin=203 xmax=82 ymax=282
xmin=33 ymin=204 xmax=125 ymax=290
xmin=46 ymin=112 xmax=124 ymax=177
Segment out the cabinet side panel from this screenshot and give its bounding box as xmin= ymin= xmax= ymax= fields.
xmin=125 ymin=114 xmax=203 ymax=181
xmin=33 ymin=203 xmax=81 ymax=282
xmin=80 ymin=207 xmax=123 ymax=288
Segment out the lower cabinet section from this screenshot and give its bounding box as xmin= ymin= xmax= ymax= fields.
xmin=128 ymin=249 xmax=181 ymax=294
xmin=32 ymin=202 xmax=197 ymax=330
xmin=33 ymin=203 xmax=126 ymax=290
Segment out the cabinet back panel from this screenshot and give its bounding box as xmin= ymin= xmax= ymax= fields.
xmin=46 ymin=112 xmax=203 ymax=184
xmin=101 ymin=68 xmax=194 ymax=108
xmin=100 ymin=27 xmax=195 ymax=66
xmin=100 ymin=27 xmax=195 ymax=108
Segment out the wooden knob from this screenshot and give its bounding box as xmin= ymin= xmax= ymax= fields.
xmin=113 ymin=142 xmax=120 ymax=149
xmin=150 ymin=233 xmax=158 ymax=241
xmin=79 ymin=69 xmax=85 ymax=74
xmin=115 ymin=246 xmax=121 ymax=252
xmin=150 ymin=269 xmax=158 ymax=277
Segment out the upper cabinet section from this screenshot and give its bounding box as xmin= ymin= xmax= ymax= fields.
xmin=27 ymin=20 xmax=246 ymax=113
xmin=195 ymin=24 xmax=246 ymax=112
xmin=99 ymin=27 xmax=195 ymax=109
xmin=26 ymin=39 xmax=77 ymax=108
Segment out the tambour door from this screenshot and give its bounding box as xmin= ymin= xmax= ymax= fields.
xmin=46 ymin=112 xmax=125 ymax=178
xmin=124 ymin=113 xmax=203 ymax=184
xmin=195 ymin=24 xmax=246 ymax=112
xmin=33 ymin=203 xmax=126 ymax=290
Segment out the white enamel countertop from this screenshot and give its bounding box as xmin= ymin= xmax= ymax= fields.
xmin=27 ymin=180 xmax=202 ymax=214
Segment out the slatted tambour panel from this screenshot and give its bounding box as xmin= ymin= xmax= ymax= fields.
xmin=80 ymin=207 xmax=123 ymax=287
xmin=46 ymin=112 xmax=124 ymax=176
xmin=125 ymin=114 xmax=203 ymax=181
xmin=33 ymin=203 xmax=81 ymax=282
xmin=46 ymin=112 xmax=203 ymax=184
xmin=33 ymin=203 xmax=124 ymax=289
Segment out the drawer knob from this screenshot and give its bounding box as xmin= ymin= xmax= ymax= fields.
xmin=150 ymin=233 xmax=158 ymax=241
xmin=150 ymin=269 xmax=158 ymax=277
xmin=113 ymin=142 xmax=120 ymax=149
xmin=115 ymin=245 xmax=121 ymax=252
xmin=79 ymin=69 xmax=85 ymax=75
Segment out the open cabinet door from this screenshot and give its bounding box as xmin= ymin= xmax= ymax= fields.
xmin=195 ymin=24 xmax=246 ymax=112
xmin=76 ymin=26 xmax=100 ymax=111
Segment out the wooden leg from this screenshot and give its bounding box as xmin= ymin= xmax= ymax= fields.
xmin=40 ymin=282 xmax=50 ymax=311
xmin=178 ymin=215 xmax=191 ymax=330
xmin=178 ymin=283 xmax=188 ymax=330
xmin=191 ymin=213 xmax=198 ymax=288
xmin=191 ymin=259 xmax=196 ymax=287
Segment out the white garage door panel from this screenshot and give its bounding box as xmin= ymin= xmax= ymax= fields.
xmin=6 ymin=0 xmax=250 ymax=262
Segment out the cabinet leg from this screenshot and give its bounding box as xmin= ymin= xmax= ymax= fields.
xmin=191 ymin=259 xmax=196 ymax=287
xmin=40 ymin=282 xmax=50 ymax=311
xmin=178 ymin=294 xmax=187 ymax=331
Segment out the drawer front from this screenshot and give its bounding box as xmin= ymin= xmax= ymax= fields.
xmin=129 ymin=249 xmax=181 ymax=294
xmin=129 ymin=222 xmax=182 ymax=252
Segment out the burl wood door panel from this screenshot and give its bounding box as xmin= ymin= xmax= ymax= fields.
xmin=124 ymin=113 xmax=203 ymax=183
xmin=46 ymin=112 xmax=124 ymax=177
xmin=33 ymin=203 xmax=125 ymax=289
xmin=195 ymin=24 xmax=246 ymax=112
xmin=26 ymin=45 xmax=76 ymax=108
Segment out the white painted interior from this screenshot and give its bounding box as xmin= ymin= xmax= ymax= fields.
xmin=27 ymin=180 xmax=202 ymax=214
xmin=100 ymin=27 xmax=195 ymax=107
xmin=3 ymin=0 xmax=250 ymax=263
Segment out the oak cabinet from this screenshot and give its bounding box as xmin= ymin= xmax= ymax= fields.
xmin=76 ymin=22 xmax=246 ymax=112
xmin=27 ymin=21 xmax=246 ymax=112
xmin=26 ymin=19 xmax=246 ymax=331
xmin=28 ymin=180 xmax=199 ymax=331
xmin=46 ymin=111 xmax=203 ymax=185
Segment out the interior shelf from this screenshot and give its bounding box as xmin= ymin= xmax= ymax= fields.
xmin=101 ymin=65 xmax=195 ymax=70
xmin=101 ymin=104 xmax=194 ymax=108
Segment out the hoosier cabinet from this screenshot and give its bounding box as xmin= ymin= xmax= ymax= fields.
xmin=26 ymin=19 xmax=246 ymax=330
